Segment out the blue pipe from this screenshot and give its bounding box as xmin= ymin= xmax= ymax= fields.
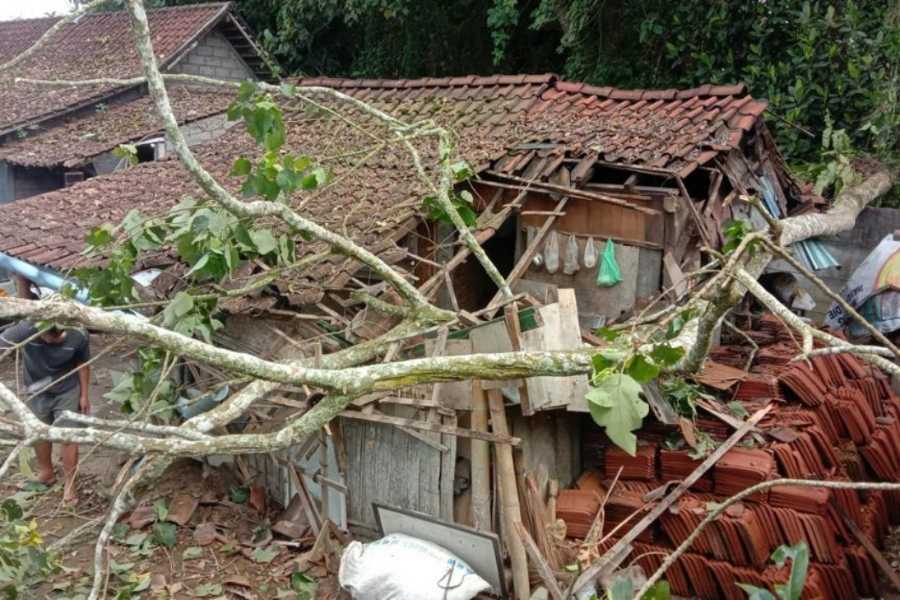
xmin=0 ymin=251 xmax=89 ymax=302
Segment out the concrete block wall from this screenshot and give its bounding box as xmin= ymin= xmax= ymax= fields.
xmin=171 ymin=31 xmax=254 ymax=82
xmin=174 ymin=113 xmax=237 ymax=149
xmin=770 ymin=207 xmax=900 ymax=323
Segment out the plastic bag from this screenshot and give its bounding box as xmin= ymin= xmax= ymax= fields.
xmin=339 ymin=533 xmax=491 ymax=600
xmin=544 ymin=230 xmax=560 ymax=274
xmin=583 ymin=236 xmax=598 ymax=269
xmin=596 ymin=239 xmax=622 ymax=287
xmin=526 ymin=226 xmax=543 ymax=268
xmin=563 ymin=234 xmax=580 ymax=274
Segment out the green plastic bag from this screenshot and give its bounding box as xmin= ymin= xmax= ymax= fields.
xmin=596 ymin=239 xmax=622 ymax=287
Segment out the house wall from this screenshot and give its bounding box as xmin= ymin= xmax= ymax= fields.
xmin=0 ymin=162 xmax=12 ymax=204
xmin=170 ymin=31 xmax=254 ymax=82
xmin=9 ymin=165 xmax=64 ymax=201
xmin=771 ymin=207 xmax=900 ymax=324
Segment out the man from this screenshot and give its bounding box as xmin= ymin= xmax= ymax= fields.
xmin=0 ymin=322 xmax=90 ymax=503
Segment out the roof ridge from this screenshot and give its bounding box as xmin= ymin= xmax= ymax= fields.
xmin=0 ymin=2 xmax=231 ymax=25
xmin=295 ymin=73 xmax=558 ymax=89
xmin=554 ymin=78 xmax=749 ymax=100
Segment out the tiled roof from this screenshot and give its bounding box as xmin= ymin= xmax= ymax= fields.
xmin=0 ymin=74 xmax=773 ymax=299
xmin=0 ymin=86 xmax=235 ymax=168
xmin=294 ymin=75 xmax=767 ymax=177
xmin=0 ymin=3 xmax=231 ymax=134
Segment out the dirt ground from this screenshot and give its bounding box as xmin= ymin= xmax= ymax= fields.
xmin=0 ymin=335 xmax=344 ymax=600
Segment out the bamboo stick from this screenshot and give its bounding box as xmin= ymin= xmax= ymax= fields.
xmin=488 ymin=389 xmax=530 ymax=599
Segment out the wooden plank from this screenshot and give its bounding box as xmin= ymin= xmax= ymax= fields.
xmin=470 ymin=382 xmax=492 ymax=532
xmin=439 ymin=412 xmax=458 ymax=522
xmin=488 ymin=390 xmax=530 ymax=600
xmin=484 ymin=170 xmax=659 ymax=215
xmin=504 ymin=303 xmax=533 ymax=416
xmin=572 ymin=404 xmax=773 ymax=594
xmin=339 ymin=410 xmax=521 ymax=445
xmin=663 ymin=250 xmax=688 ymax=299
xmin=485 ymin=196 xmax=569 ymax=311
xmin=843 ymin=513 xmax=900 ymax=592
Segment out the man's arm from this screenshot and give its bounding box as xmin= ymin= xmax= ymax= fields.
xmin=0 ymin=321 xmax=34 ymax=349
xmin=77 ymin=364 xmax=91 ymax=414
xmin=75 ymin=331 xmax=91 ymax=414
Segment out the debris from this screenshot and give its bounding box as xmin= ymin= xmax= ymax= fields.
xmin=248 ymin=485 xmax=267 ymax=514
xmin=127 ymin=505 xmax=156 ymax=529
xmin=272 ymin=494 xmax=312 ymax=540
xmin=515 ymin=521 xmax=565 ymax=600
xmin=166 ymin=493 xmax=199 ymax=527
xmin=193 ymin=522 xmax=218 ymax=546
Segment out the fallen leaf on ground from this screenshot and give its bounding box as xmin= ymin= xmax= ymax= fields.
xmin=193 ymin=522 xmax=218 ymax=546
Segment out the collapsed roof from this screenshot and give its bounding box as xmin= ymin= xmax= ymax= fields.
xmin=0 ymin=74 xmax=799 ymax=307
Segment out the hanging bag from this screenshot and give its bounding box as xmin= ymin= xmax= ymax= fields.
xmin=596 ymin=239 xmax=622 ymax=287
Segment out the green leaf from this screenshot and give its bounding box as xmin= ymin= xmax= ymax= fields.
xmin=182 ymin=546 xmax=203 ymax=560
xmin=650 ymin=344 xmax=685 ymax=368
xmin=230 ymin=157 xmax=252 ymax=176
xmin=152 ymin=522 xmax=177 ymax=548
xmin=727 ymin=401 xmax=750 ymax=418
xmin=123 ymin=532 xmax=148 ymax=547
xmin=291 ymin=572 xmax=318 ymax=599
xmin=237 ymin=80 xmax=257 ymax=102
xmin=736 ymin=584 xmax=777 ymax=600
xmin=591 ymin=352 xmax=615 ymax=375
xmin=642 ymin=580 xmax=671 ymax=600
xmin=251 ymin=545 xmax=280 ymax=563
xmin=608 ymin=576 xmax=633 ymax=600
xmin=249 ymin=229 xmax=278 ymax=255
xmin=1 ymin=499 xmax=22 ymax=521
xmin=594 ymin=326 xmax=621 ymax=342
xmin=772 ymin=542 xmax=809 ymax=600
xmin=152 ymin=499 xmax=168 ymax=522
xmin=449 ymin=160 xmax=474 ymax=181
xmin=585 ymin=373 xmax=648 ymax=455
xmin=85 ymin=224 xmax=116 ymax=249
xmin=626 ymin=354 xmax=660 ymax=384
xmin=229 ymin=486 xmax=250 ymax=504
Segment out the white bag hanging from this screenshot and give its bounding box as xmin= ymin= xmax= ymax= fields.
xmin=563 ymin=234 xmax=580 ymax=274
xmin=583 ymin=236 xmax=598 ymax=268
xmin=544 ymin=230 xmax=560 ymax=274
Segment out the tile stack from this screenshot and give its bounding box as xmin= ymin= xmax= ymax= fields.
xmin=568 ymin=317 xmax=900 ymax=599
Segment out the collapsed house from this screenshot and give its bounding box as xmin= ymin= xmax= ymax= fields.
xmin=0 ymin=69 xmax=893 ymax=597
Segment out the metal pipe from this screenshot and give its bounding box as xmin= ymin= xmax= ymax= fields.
xmin=0 ymin=251 xmax=88 ymax=302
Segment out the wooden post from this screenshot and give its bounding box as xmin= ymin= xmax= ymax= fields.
xmin=470 ymin=382 xmax=492 ymax=532
xmin=488 ymin=389 xmax=530 ymax=600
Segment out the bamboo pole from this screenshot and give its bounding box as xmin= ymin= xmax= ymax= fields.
xmin=470 ymin=382 xmax=492 ymax=532
xmin=488 ymin=389 xmax=530 ymax=599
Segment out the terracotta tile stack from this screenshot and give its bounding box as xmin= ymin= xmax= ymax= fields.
xmin=556 ymin=489 xmax=602 ymax=539
xmin=563 ymin=315 xmax=900 ymax=599
xmin=604 ymin=443 xmax=656 ymax=480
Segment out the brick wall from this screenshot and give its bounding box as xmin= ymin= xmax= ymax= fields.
xmin=170 ymin=31 xmax=254 ymax=82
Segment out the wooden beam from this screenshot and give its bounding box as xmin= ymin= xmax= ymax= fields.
xmin=844 ymin=513 xmax=900 ymax=593
xmin=503 ymin=303 xmax=533 ymax=416
xmin=675 ymin=176 xmax=715 ymax=249
xmin=470 ymin=382 xmax=492 ymax=532
xmin=572 ymin=404 xmax=772 ymax=594
xmin=488 ymin=390 xmax=530 ymax=600
xmin=485 ymin=196 xmax=569 ymax=311
xmin=482 ymin=171 xmax=659 ymax=215
xmin=338 ymin=409 xmax=521 ymax=445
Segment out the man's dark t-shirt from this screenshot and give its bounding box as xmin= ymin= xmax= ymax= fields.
xmin=0 ymin=322 xmax=90 ymax=395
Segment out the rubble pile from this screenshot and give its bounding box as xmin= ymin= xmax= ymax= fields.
xmin=568 ymin=315 xmax=900 ymax=600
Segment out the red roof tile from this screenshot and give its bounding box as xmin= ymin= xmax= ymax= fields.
xmin=0 ymin=3 xmax=232 ymax=133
